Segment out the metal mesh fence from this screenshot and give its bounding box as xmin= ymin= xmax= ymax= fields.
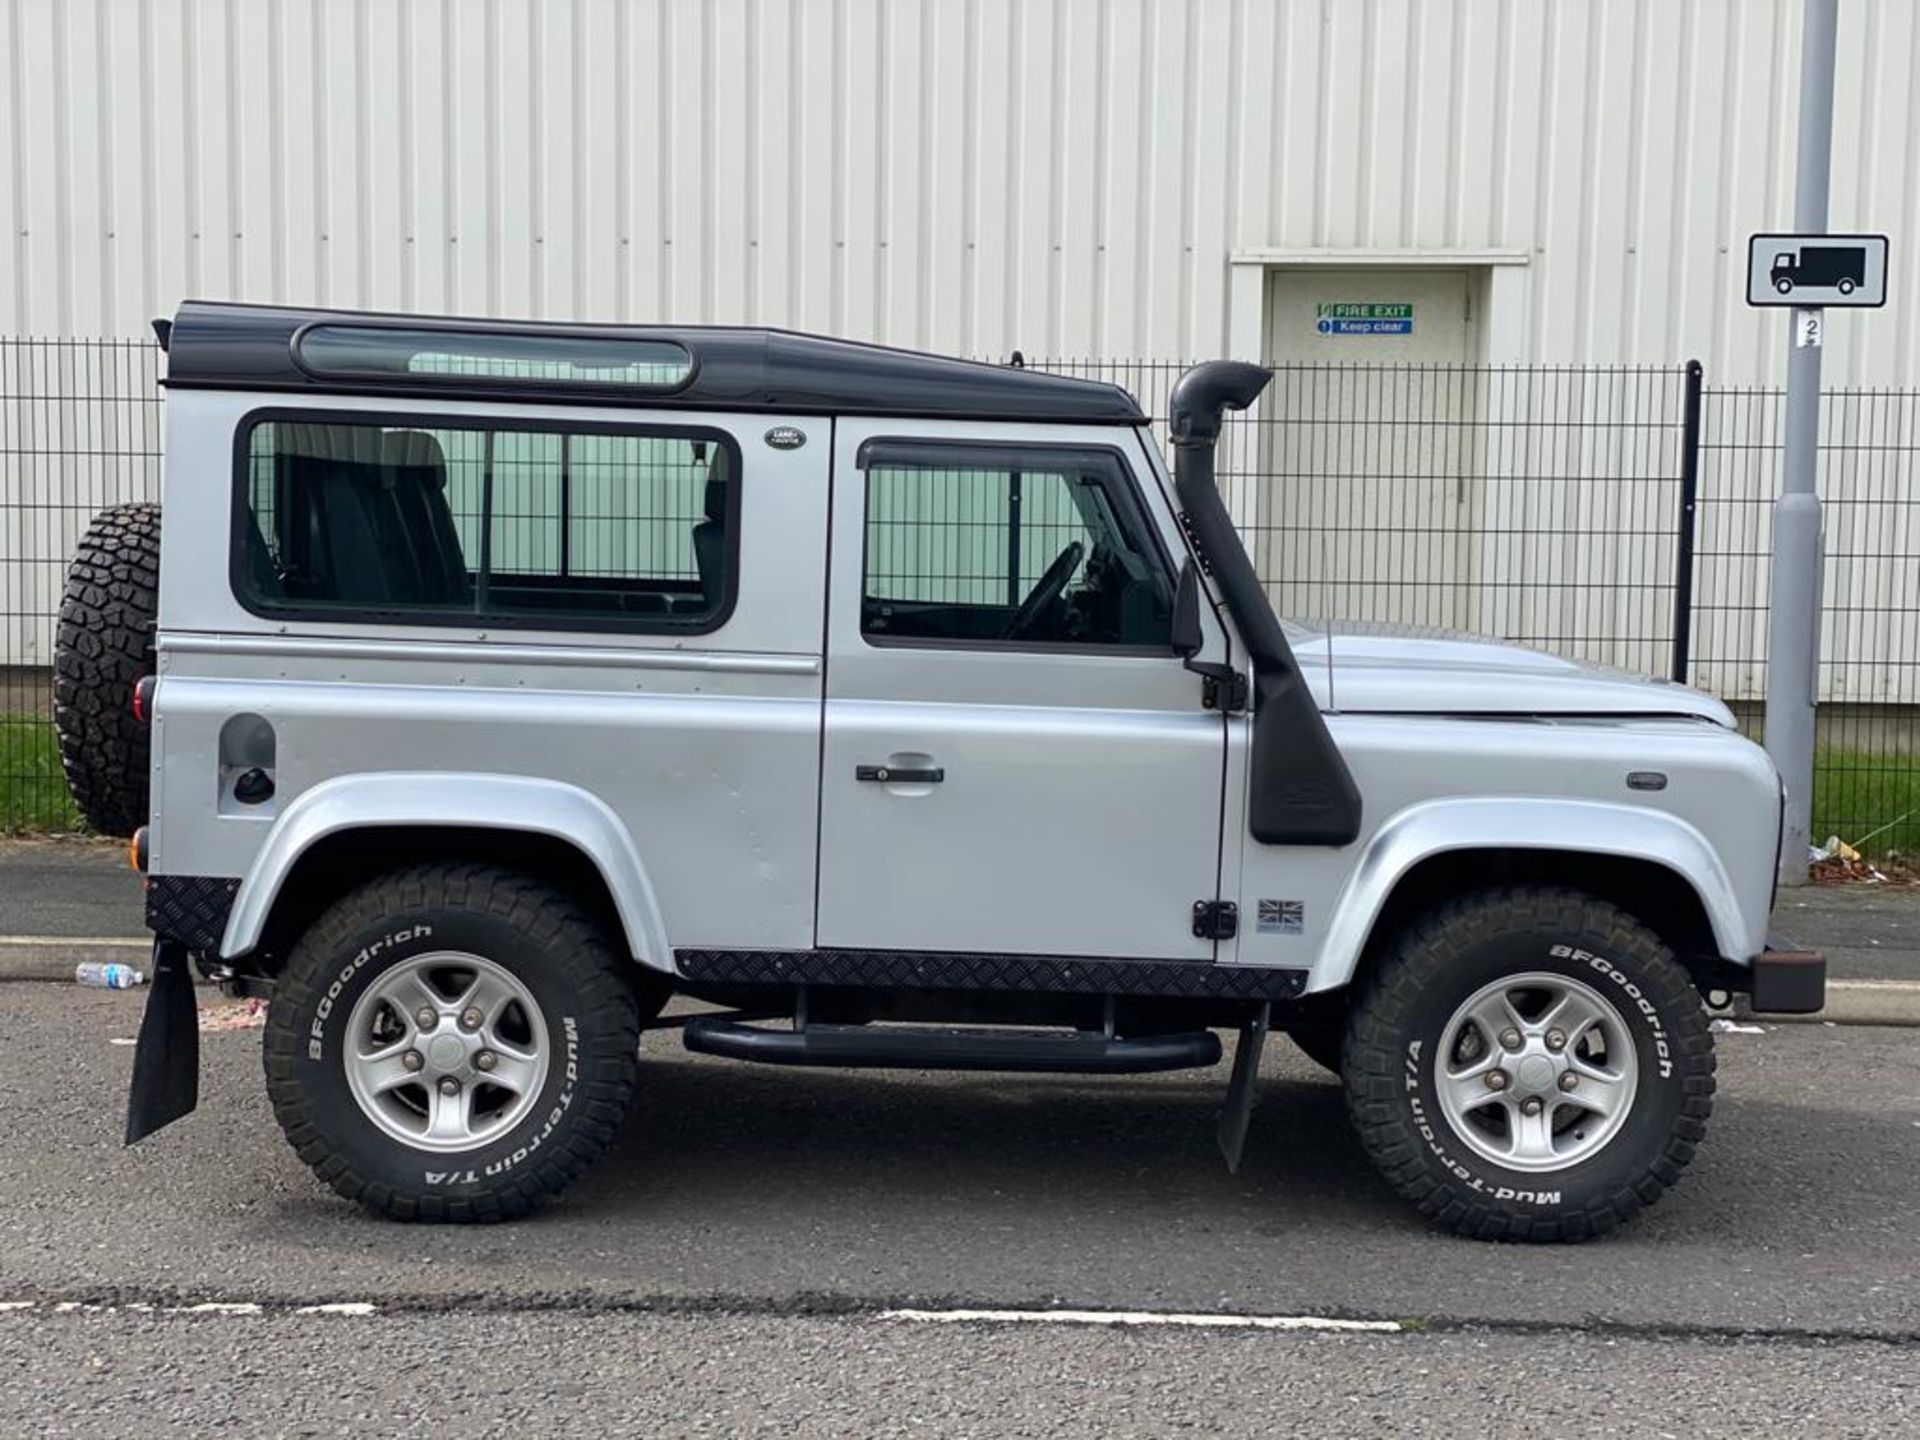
xmin=1 ymin=339 xmax=163 ymax=829
xmin=1035 ymin=358 xmax=1695 ymax=678
xmin=1 ymin=338 xmax=1915 ymax=857
xmin=1691 ymin=385 xmax=1920 ymax=852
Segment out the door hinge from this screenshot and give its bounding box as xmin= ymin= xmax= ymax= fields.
xmin=1192 ymin=899 xmax=1238 ymax=940
xmin=1199 ymin=668 xmax=1249 ymax=713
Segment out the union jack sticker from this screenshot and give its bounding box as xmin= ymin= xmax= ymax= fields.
xmin=1257 ymin=899 xmax=1304 ymax=935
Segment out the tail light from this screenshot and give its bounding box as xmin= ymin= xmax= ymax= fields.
xmin=131 ymin=675 xmax=157 ymax=724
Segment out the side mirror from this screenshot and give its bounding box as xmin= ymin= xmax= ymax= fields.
xmin=1171 ymin=560 xmax=1203 ymax=659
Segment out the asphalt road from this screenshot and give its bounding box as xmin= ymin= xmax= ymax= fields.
xmin=2 ymin=983 xmax=1915 ymax=1434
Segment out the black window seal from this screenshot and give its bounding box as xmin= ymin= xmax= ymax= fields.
xmin=852 ymin=438 xmax=1176 ymax=657
xmin=228 ymin=405 xmax=743 ymax=639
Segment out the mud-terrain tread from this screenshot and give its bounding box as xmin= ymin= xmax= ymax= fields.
xmin=262 ymin=863 xmax=640 ymax=1223
xmin=52 ymin=502 xmax=162 ymax=836
xmin=1343 ymin=885 xmax=1716 ymax=1243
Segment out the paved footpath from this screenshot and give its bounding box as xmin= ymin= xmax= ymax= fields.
xmin=1 ymin=984 xmax=1915 ymax=1435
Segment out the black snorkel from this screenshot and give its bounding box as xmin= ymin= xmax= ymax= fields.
xmin=1169 ymin=362 xmax=1362 ymax=845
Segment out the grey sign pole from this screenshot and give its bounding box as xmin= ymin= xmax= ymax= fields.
xmin=1766 ymin=0 xmax=1839 ymax=886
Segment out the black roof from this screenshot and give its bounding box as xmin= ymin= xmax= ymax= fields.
xmin=160 ymin=301 xmax=1146 ymax=425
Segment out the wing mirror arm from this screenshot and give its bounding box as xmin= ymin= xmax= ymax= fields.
xmin=1172 ymin=560 xmax=1248 ymax=713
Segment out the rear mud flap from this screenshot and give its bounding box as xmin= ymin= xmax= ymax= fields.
xmin=125 ymin=939 xmax=199 ymax=1144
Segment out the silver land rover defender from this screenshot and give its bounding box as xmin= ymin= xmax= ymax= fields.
xmin=63 ymin=302 xmax=1824 ymax=1240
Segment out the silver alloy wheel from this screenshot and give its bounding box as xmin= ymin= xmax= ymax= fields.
xmin=343 ymin=951 xmax=550 ymax=1153
xmin=1433 ymin=970 xmax=1638 ymax=1173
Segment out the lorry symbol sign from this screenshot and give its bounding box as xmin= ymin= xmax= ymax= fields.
xmin=1747 ymin=233 xmax=1888 ymax=308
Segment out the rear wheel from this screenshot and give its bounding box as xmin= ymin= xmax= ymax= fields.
xmin=1343 ymin=886 xmax=1714 ymax=1242
xmin=263 ymin=863 xmax=641 ymax=1222
xmin=53 ymin=502 xmax=161 ymax=836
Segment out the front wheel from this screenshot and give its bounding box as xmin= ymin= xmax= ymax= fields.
xmin=1343 ymin=887 xmax=1714 ymax=1242
xmin=263 ymin=863 xmax=641 ymax=1222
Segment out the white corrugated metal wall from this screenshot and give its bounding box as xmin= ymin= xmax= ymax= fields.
xmin=2 ymin=0 xmax=1917 ymax=687
xmin=2 ymin=0 xmax=1915 ymax=382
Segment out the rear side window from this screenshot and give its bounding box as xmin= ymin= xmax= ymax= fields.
xmin=859 ymin=443 xmax=1172 ymax=649
xmin=236 ymin=415 xmax=737 ymax=632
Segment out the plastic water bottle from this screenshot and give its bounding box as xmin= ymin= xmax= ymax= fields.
xmin=75 ymin=962 xmax=146 ymax=989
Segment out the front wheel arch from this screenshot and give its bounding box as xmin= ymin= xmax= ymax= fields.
xmin=1331 ymin=846 xmax=1724 ymax=1005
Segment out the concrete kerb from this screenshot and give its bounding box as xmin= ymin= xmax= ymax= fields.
xmin=2 ymin=932 xmax=1917 ymax=1026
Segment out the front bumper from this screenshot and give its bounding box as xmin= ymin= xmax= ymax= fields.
xmin=1747 ymin=946 xmax=1828 ymax=1014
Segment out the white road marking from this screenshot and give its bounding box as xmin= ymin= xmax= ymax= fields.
xmin=880 ymin=1307 xmax=1402 ymax=1334
xmin=2 ymin=1298 xmax=1391 ymax=1333
xmin=1827 ymin=980 xmax=1920 ymax=993
xmin=173 ymin=1302 xmax=263 ymax=1316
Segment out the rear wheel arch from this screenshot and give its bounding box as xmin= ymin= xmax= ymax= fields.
xmin=241 ymin=825 xmax=671 ymax=1018
xmin=221 ymin=772 xmax=673 ymax=975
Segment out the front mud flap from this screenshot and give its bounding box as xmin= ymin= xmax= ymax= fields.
xmin=1216 ymin=1002 xmax=1269 ymax=1174
xmin=125 ymin=939 xmax=199 ymax=1144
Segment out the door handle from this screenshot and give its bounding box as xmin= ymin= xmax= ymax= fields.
xmin=856 ymin=764 xmax=945 ymax=784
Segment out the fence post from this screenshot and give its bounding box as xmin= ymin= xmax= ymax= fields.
xmin=1670 ymin=360 xmax=1704 ymax=684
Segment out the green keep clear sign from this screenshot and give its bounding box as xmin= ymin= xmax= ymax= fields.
xmin=1316 ymin=303 xmax=1414 ymax=337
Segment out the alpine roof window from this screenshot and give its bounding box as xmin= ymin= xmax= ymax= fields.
xmin=295 ymin=326 xmax=693 ymax=391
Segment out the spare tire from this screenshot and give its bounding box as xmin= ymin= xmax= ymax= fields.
xmin=54 ymin=503 xmax=161 ymax=836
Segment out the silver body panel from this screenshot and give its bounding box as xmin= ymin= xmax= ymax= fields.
xmin=150 ymin=388 xmax=1782 ymax=994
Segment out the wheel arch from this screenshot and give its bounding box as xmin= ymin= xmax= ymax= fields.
xmin=1307 ymin=798 xmax=1756 ymax=998
xmin=222 ymin=772 xmax=673 ymax=975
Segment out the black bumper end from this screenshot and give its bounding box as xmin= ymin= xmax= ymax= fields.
xmin=1748 ymin=947 xmax=1828 ymax=1015
xmin=125 ymin=938 xmax=200 ymax=1144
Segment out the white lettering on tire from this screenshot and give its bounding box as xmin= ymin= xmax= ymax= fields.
xmin=423 ymin=1017 xmax=579 ymax=1186
xmin=306 ymin=926 xmax=433 ymax=1062
xmin=1549 ymin=943 xmax=1673 ymax=1078
xmin=1401 ymin=1040 xmax=1564 ymax=1206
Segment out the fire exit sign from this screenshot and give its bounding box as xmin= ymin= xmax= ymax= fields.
xmin=1316 ymin=302 xmax=1414 ymax=336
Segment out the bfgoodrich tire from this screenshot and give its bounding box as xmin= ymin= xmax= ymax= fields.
xmin=263 ymin=864 xmax=641 ymax=1222
xmin=53 ymin=502 xmax=161 ymax=836
xmin=1344 ymin=886 xmax=1715 ymax=1242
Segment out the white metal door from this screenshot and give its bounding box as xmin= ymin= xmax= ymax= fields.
xmin=1257 ymin=267 xmax=1481 ymax=630
xmin=815 ymin=420 xmax=1229 ymax=960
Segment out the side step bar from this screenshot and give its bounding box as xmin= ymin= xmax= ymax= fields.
xmin=683 ymin=1017 xmax=1223 ymax=1074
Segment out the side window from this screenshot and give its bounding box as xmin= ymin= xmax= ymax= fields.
xmin=860 ymin=445 xmax=1172 ymax=648
xmin=238 ymin=417 xmax=736 ymax=631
